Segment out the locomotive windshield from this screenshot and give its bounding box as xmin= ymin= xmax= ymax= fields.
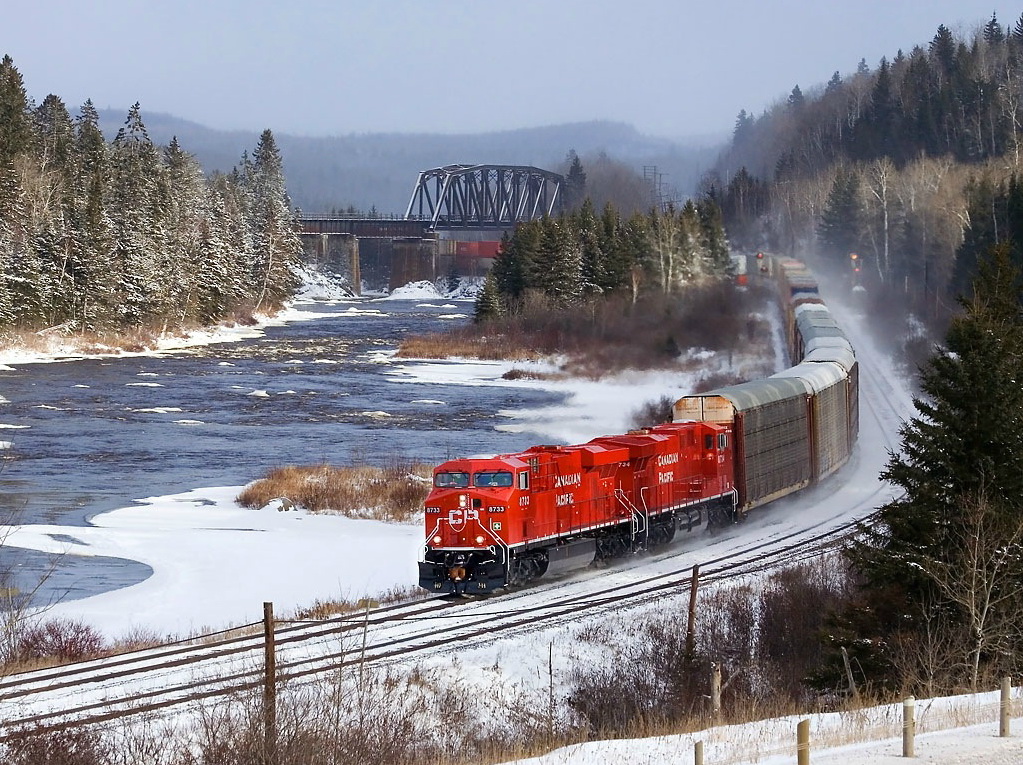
xmin=434 ymin=471 xmax=469 ymax=488
xmin=473 ymin=471 xmax=514 ymax=488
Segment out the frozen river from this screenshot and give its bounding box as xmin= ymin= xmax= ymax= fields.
xmin=0 ymin=297 xmax=561 ymax=602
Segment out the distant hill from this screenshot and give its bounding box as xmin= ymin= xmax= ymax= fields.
xmin=97 ymin=109 xmax=723 ymax=214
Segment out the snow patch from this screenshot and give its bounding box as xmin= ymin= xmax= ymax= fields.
xmin=381 ymin=281 xmax=443 ymax=300
xmin=292 ymin=264 xmax=355 ymax=301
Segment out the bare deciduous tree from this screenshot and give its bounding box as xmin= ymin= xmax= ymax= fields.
xmin=909 ymin=491 xmax=1023 ymax=690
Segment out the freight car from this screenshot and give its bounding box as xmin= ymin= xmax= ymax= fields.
xmin=418 ymin=255 xmax=858 ymax=594
xmin=674 ymin=257 xmax=857 ymax=514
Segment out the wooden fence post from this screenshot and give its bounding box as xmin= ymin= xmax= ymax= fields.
xmin=263 ymin=601 xmax=277 ymax=765
xmin=1000 ymin=676 xmax=1012 ymax=738
xmin=711 ymin=662 xmax=721 ymax=722
xmin=796 ymin=718 xmax=810 ymax=765
xmin=693 ymin=739 xmax=703 ymax=765
xmin=685 ymin=564 xmax=700 ymax=662
xmin=902 ymin=696 xmax=915 ymax=758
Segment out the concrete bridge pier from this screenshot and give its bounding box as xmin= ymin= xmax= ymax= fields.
xmin=300 ymin=233 xmax=361 ymax=295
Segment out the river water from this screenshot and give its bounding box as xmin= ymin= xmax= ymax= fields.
xmin=0 ymin=298 xmax=561 ymax=602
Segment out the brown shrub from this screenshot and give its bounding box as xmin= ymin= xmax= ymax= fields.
xmin=236 ymin=460 xmax=432 ymax=523
xmin=15 ymin=618 xmax=105 ymax=665
xmin=4 ymin=725 xmax=109 ymax=765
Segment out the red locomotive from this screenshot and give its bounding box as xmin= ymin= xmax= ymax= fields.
xmin=418 ymin=421 xmax=737 ymax=594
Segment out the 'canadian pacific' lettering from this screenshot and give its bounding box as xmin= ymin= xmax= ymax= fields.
xmin=555 ymin=493 xmax=574 ymax=507
xmin=555 ymin=472 xmax=582 ymax=488
xmin=657 ymin=453 xmax=680 ymax=467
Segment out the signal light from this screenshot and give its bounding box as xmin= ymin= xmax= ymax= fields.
xmin=756 ymin=252 xmax=764 ymax=259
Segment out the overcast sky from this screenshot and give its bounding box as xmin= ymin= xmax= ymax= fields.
xmin=3 ymin=1 xmax=1017 ymax=141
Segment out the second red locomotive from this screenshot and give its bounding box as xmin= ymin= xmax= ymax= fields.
xmin=418 ymin=422 xmax=737 ymax=594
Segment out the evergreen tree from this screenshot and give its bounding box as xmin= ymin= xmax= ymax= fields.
xmin=984 ymin=12 xmax=1005 ymax=44
xmin=536 ymin=217 xmax=582 ymax=305
xmin=930 ymin=25 xmax=957 ymax=77
xmin=575 ymin=198 xmax=605 ymax=295
xmin=733 ymin=109 xmax=755 ymax=144
xmin=72 ymin=100 xmax=113 ymax=328
xmin=563 ymin=150 xmax=586 ymax=211
xmin=677 ymin=200 xmax=703 ymax=281
xmin=1013 ymin=13 xmax=1023 ymax=44
xmin=108 ymin=102 xmax=163 ymax=325
xmin=787 ymin=85 xmax=805 ymax=110
xmin=492 ymin=221 xmax=540 ymax=304
xmin=0 ymin=160 xmax=27 ymax=324
xmin=0 ymin=55 xmax=32 ymax=164
xmin=249 ymin=129 xmax=301 ymax=311
xmin=473 ymin=271 xmax=503 ymax=322
xmin=161 ymin=137 xmax=211 ymax=322
xmin=818 ymin=167 xmax=863 ymax=264
xmin=33 ymin=94 xmax=75 ymax=176
xmin=598 ymin=202 xmax=633 ymax=294
xmin=697 ymin=199 xmax=731 ymax=276
xmin=843 ymin=245 xmax=1023 ymax=688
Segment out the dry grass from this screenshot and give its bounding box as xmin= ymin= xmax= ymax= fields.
xmin=292 ymin=585 xmax=423 ymax=620
xmin=236 ymin=460 xmax=433 ymax=523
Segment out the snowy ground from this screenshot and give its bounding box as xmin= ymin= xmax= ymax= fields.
xmin=505 ymin=691 xmax=1023 ymax=765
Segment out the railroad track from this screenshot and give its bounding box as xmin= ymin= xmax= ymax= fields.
xmin=0 ymin=505 xmax=877 ymax=740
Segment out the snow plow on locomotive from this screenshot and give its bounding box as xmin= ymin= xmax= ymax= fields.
xmin=418 ymin=255 xmax=858 ymax=594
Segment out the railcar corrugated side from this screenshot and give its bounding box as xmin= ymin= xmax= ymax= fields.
xmin=674 ymin=254 xmax=858 ymax=514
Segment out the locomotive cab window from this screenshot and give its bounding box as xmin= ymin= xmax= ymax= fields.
xmin=474 ymin=471 xmax=514 ymax=488
xmin=718 ymin=433 xmax=728 ymax=450
xmin=434 ymin=471 xmax=469 ymax=488
xmin=518 ymin=471 xmax=529 ymax=490
xmin=704 ymin=435 xmax=714 ymax=450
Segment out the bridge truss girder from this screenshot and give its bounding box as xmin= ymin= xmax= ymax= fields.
xmin=404 ymin=164 xmax=563 ymax=229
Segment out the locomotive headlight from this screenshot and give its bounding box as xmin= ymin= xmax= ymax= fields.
xmin=459 ymin=494 xmax=467 ymax=508
xmin=475 ymin=535 xmax=485 ymax=544
xmin=433 ymin=535 xmax=442 ymax=545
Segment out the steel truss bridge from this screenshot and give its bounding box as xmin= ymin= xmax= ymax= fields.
xmin=404 ymin=164 xmax=563 ymax=229
xmin=295 ymin=164 xmax=564 ymax=293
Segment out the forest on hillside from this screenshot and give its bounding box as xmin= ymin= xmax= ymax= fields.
xmin=708 ymin=13 xmax=1023 ymax=327
xmin=0 ymin=55 xmax=301 ymax=339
